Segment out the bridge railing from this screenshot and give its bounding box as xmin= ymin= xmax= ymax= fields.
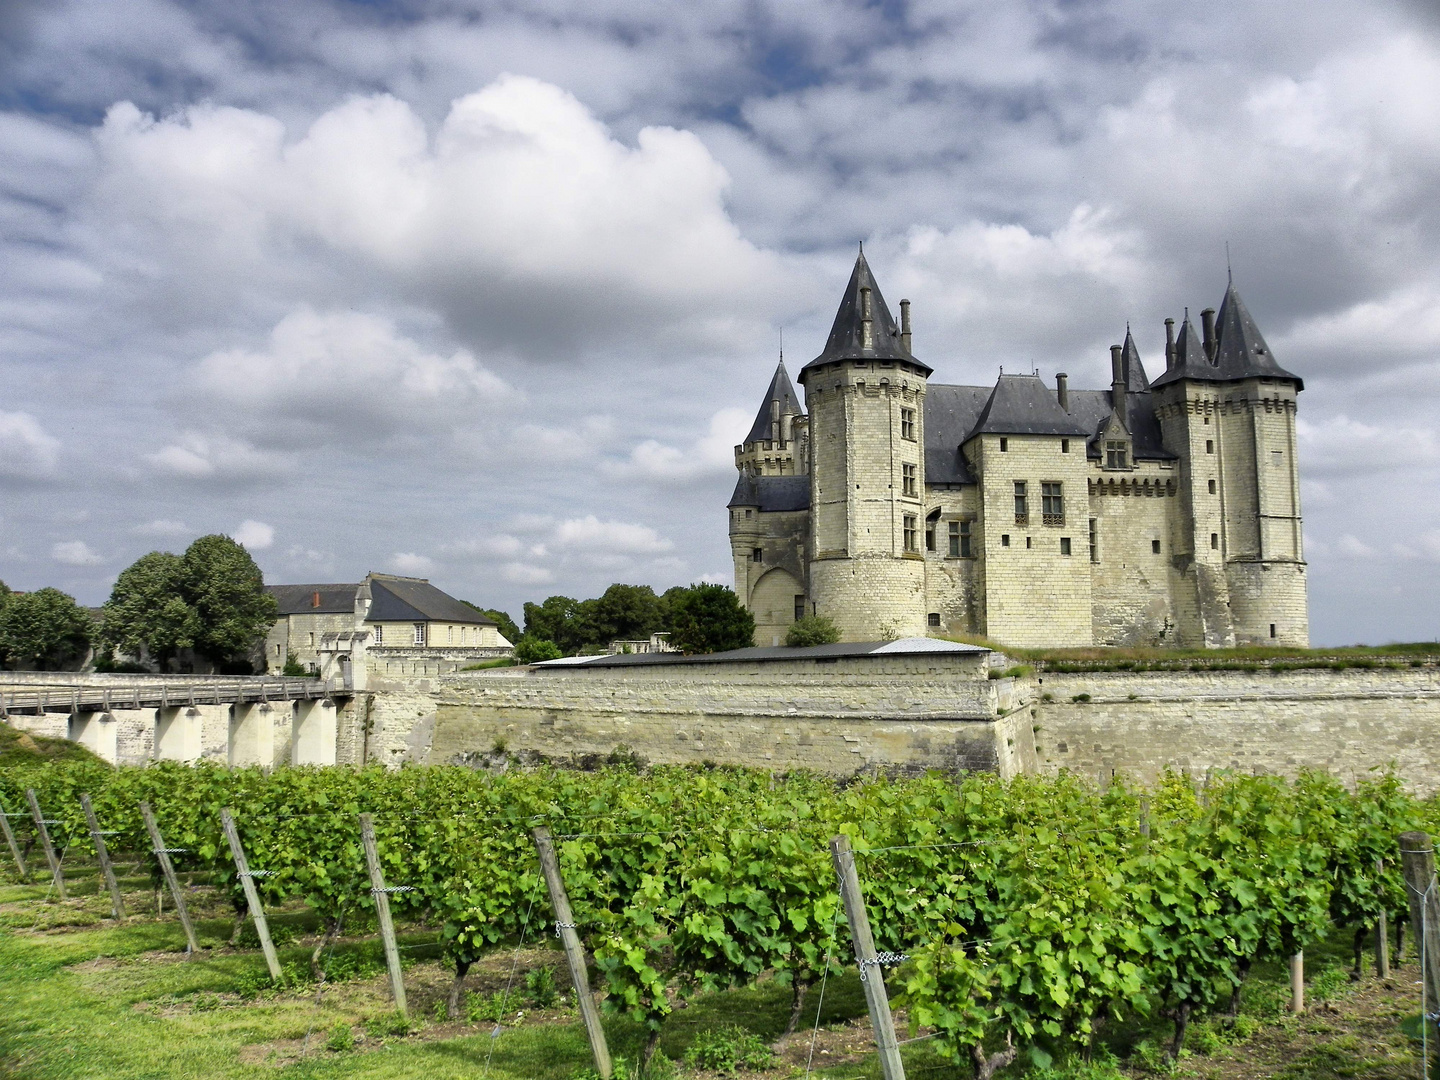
xmin=0 ymin=676 xmax=339 ymax=718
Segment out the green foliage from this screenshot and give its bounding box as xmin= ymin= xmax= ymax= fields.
xmin=0 ymin=587 xmax=93 ymax=670
xmin=281 ymin=653 xmax=310 ymax=677
xmin=326 ymin=1022 xmax=354 ymax=1052
xmin=0 ymin=720 xmax=106 ymax=767
xmin=666 ymin=584 xmax=754 ymax=654
xmin=524 ymin=965 xmax=559 ymax=1008
xmin=682 ymin=1024 xmax=775 ymax=1074
xmin=101 ymin=551 xmax=197 ymax=669
xmin=514 ymin=636 xmax=563 ymax=664
xmin=785 ymin=615 xmax=840 ymax=647
xmin=523 ymin=595 xmax=584 ymax=652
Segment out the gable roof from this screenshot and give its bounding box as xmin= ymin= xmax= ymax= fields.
xmin=963 ymin=374 xmax=1093 ymax=442
xmin=1213 ymin=282 xmax=1303 ymax=388
xmin=367 ymin=575 xmax=495 ymax=625
xmin=923 ymin=385 xmax=988 ymax=484
xmin=800 ymin=249 xmax=930 ymax=380
xmin=744 ymin=359 xmax=803 ymax=444
xmin=267 ymin=584 xmax=357 ymax=615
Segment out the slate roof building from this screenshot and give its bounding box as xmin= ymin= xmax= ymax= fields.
xmin=264 ymin=573 xmax=513 ymax=683
xmin=730 ymin=252 xmax=1307 ymax=648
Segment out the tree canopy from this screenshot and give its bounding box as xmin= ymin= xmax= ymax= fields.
xmin=786 ymin=615 xmax=840 ymax=647
xmin=0 ymin=588 xmax=94 ymax=670
xmin=103 ymin=535 xmax=277 ymax=672
xmin=666 ymin=583 xmax=755 ymax=655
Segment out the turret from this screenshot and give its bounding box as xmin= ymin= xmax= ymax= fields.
xmin=798 ymin=248 xmax=932 ymax=641
xmin=735 ymin=358 xmax=805 ymax=477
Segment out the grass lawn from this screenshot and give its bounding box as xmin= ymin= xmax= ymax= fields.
xmin=0 ymin=865 xmax=1430 ymax=1079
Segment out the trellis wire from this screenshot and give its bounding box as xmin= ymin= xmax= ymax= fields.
xmin=482 ymin=895 xmax=538 ymax=1079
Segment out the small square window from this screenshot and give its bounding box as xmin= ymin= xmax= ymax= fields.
xmin=1204 ymin=416 xmax=1210 ymax=425
xmin=1211 ymin=532 xmax=1219 ymax=550
xmin=1208 ymin=479 xmax=1216 ymax=494
xmin=752 ymin=548 xmax=763 ymax=562
xmin=1061 ymin=438 xmax=1070 ymax=453
xmin=999 ymin=437 xmax=1008 ymax=452
xmin=745 ymin=509 xmax=752 ymax=518
xmin=1060 ymin=537 xmax=1071 ymax=556
xmin=1206 ymin=439 xmax=1214 ymax=454
xmin=1105 ymin=441 xmax=1128 ymax=469
xmin=1271 ymin=450 xmax=1283 ymax=468
xmin=928 ymin=612 xmax=941 ymax=627
xmin=1001 ymin=534 xmax=1010 ymax=547
xmin=1151 ymin=539 xmax=1161 ymax=554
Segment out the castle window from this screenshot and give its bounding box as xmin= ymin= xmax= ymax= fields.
xmin=1271 ymin=450 xmax=1283 ymax=468
xmin=374 ymin=625 xmax=383 ymax=645
xmin=1105 ymin=441 xmax=1128 ymax=469
xmin=1206 ymin=439 xmax=1214 ymax=454
xmin=1088 ymin=518 xmax=1098 ymax=563
xmin=928 ymin=612 xmax=941 ymax=627
xmin=309 ymin=632 xmax=315 ymax=646
xmin=1060 ymin=537 xmax=1072 ymax=556
xmin=1013 ymin=481 xmax=1028 ymax=524
xmin=1026 ymin=535 xmax=1032 ymax=549
xmin=795 ymin=595 xmax=805 ymax=622
xmin=1270 ymin=623 xmax=1277 ymax=638
xmin=745 ymin=509 xmax=752 ymax=518
xmin=925 ymin=521 xmax=935 ymax=551
xmin=413 ymin=623 xmax=426 ymax=647
xmin=1152 ymin=539 xmax=1161 ymax=554
xmin=1041 ymin=482 xmax=1064 ymax=525
xmin=1001 ymin=534 xmax=1010 ymax=547
xmin=902 ymin=463 xmax=917 ymax=497
xmin=901 ymin=408 xmax=916 ymax=440
xmin=903 ymin=515 xmax=918 ymax=552
xmin=1209 ymin=479 xmax=1217 ymax=494
xmin=752 ymin=548 xmax=763 ymax=562
xmin=447 ymin=625 xmax=454 ymax=644
xmin=999 ymin=437 xmax=1008 ymax=452
xmin=1211 ymin=533 xmax=1219 ymax=550
xmin=1061 ymin=438 xmax=1070 ymax=453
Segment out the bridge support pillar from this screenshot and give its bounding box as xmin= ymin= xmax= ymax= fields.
xmin=293 ymin=699 xmax=338 ymax=766
xmin=229 ymin=703 xmax=277 ymax=768
xmin=155 ymin=707 xmax=204 ymax=763
xmin=69 ymin=711 xmax=118 ymax=764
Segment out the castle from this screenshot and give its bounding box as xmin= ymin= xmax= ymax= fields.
xmin=729 ymin=250 xmax=1307 ymax=648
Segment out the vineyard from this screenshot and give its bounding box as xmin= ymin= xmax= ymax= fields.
xmin=1 ymin=753 xmax=1438 ymax=1079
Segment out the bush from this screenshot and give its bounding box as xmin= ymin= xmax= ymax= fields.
xmin=525 ymin=965 xmax=559 ymax=1008
xmin=281 ymin=653 xmax=309 ymax=677
xmin=684 ymin=1025 xmax=776 ymax=1075
xmin=514 ymin=636 xmax=563 ymax=664
xmin=326 ymin=1023 xmax=354 ymax=1052
xmin=786 ymin=615 xmax=840 ymax=647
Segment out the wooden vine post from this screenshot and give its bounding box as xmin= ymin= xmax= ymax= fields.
xmin=80 ymin=793 xmax=124 ymax=919
xmin=0 ymin=803 xmax=30 ymax=882
xmin=1400 ymin=831 xmax=1440 ymax=1020
xmin=1374 ymin=857 xmax=1390 ymax=980
xmin=533 ymin=826 xmax=612 ymax=1080
xmin=359 ymin=813 xmax=407 ymax=1018
xmin=25 ymin=788 xmax=66 ymax=899
xmin=830 ymin=834 xmax=907 ymax=1080
xmin=1288 ymin=952 xmax=1304 ymax=1014
xmin=220 ymin=808 xmax=282 ymax=984
xmin=139 ymin=801 xmax=198 ymax=955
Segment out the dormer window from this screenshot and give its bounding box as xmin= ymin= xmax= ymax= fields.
xmin=1105 ymin=441 xmax=1128 ymax=470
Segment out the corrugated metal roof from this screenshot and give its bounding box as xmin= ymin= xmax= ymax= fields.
xmin=533 ymin=637 xmax=988 ymax=668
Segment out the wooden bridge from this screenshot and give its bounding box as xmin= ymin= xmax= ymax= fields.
xmin=0 ymin=675 xmax=346 ymax=718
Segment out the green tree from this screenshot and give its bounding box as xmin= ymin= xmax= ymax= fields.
xmin=181 ymin=535 xmax=278 ymax=666
xmin=590 ymin=584 xmax=666 ymax=644
xmin=0 ymin=587 xmax=94 ymax=670
xmin=785 ymin=615 xmax=840 ymax=647
xmin=666 ymin=584 xmax=755 ymax=654
xmin=523 ymin=595 xmax=584 ymax=653
xmin=101 ymin=551 xmax=199 ymax=669
xmin=513 ymin=636 xmax=563 ymax=664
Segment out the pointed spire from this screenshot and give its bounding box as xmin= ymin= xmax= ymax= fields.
xmin=744 ymin=357 xmax=803 ymax=444
xmin=1150 ymin=312 xmax=1214 ymax=389
xmin=1120 ymin=327 xmax=1151 ymax=393
xmin=1213 ymin=281 xmax=1303 ymax=388
xmin=800 ymin=248 xmax=931 ymax=380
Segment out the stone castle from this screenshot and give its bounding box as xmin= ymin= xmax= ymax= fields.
xmin=729 ymin=250 xmax=1307 ymax=648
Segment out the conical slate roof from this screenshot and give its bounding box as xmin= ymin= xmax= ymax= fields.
xmin=800 ymin=249 xmax=930 ymax=380
xmin=1121 ymin=328 xmax=1151 ymax=393
xmin=1150 ymin=314 xmax=1213 ymax=389
xmin=744 ymin=359 xmax=803 ymax=444
xmin=1213 ymin=282 xmax=1303 ymax=388
xmin=963 ymin=374 xmax=1092 ymax=442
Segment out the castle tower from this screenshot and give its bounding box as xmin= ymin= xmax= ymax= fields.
xmin=798 ymin=249 xmax=931 ymax=641
xmin=734 ymin=358 xmax=806 ymax=477
xmin=1153 ymin=282 xmax=1307 ymax=647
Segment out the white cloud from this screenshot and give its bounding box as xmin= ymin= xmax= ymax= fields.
xmin=390 ymin=551 xmax=437 ymax=575
xmin=133 ymin=519 xmax=190 ymax=537
xmin=284 ymin=545 xmax=334 ymax=572
xmin=0 ymin=411 xmax=61 ymax=480
xmin=553 ymin=515 xmax=673 ymax=555
xmin=145 ymin=431 xmax=292 ymax=481
xmin=1298 ymin=415 xmax=1440 ymax=476
xmin=51 ymin=540 xmax=103 ymax=566
xmin=231 ymin=519 xmax=275 ymax=551
xmin=604 ymin=407 xmax=751 ymax=482
xmin=502 ymin=562 xmax=555 ymax=585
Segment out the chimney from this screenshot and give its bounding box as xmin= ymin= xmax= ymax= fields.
xmin=312 ymin=590 xmax=321 ymax=609
xmin=1055 ymin=372 xmax=1069 ymax=411
xmin=1201 ymin=308 xmax=1217 ymax=362
xmin=899 ymin=299 xmax=912 ymax=353
xmin=860 ymin=286 xmax=874 ymax=350
xmin=1110 ymin=344 xmax=1127 ymax=420
xmin=1164 ymin=318 xmax=1176 ymax=370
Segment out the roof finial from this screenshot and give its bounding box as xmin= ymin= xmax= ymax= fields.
xmin=1226 ymin=241 xmax=1232 ymax=284
xmin=779 ymin=327 xmax=783 ymax=365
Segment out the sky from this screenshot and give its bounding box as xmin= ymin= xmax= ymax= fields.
xmin=2 ymin=0 xmax=1439 ymax=646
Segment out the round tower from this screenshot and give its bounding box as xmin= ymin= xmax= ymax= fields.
xmin=798 ymin=249 xmax=932 ymax=641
